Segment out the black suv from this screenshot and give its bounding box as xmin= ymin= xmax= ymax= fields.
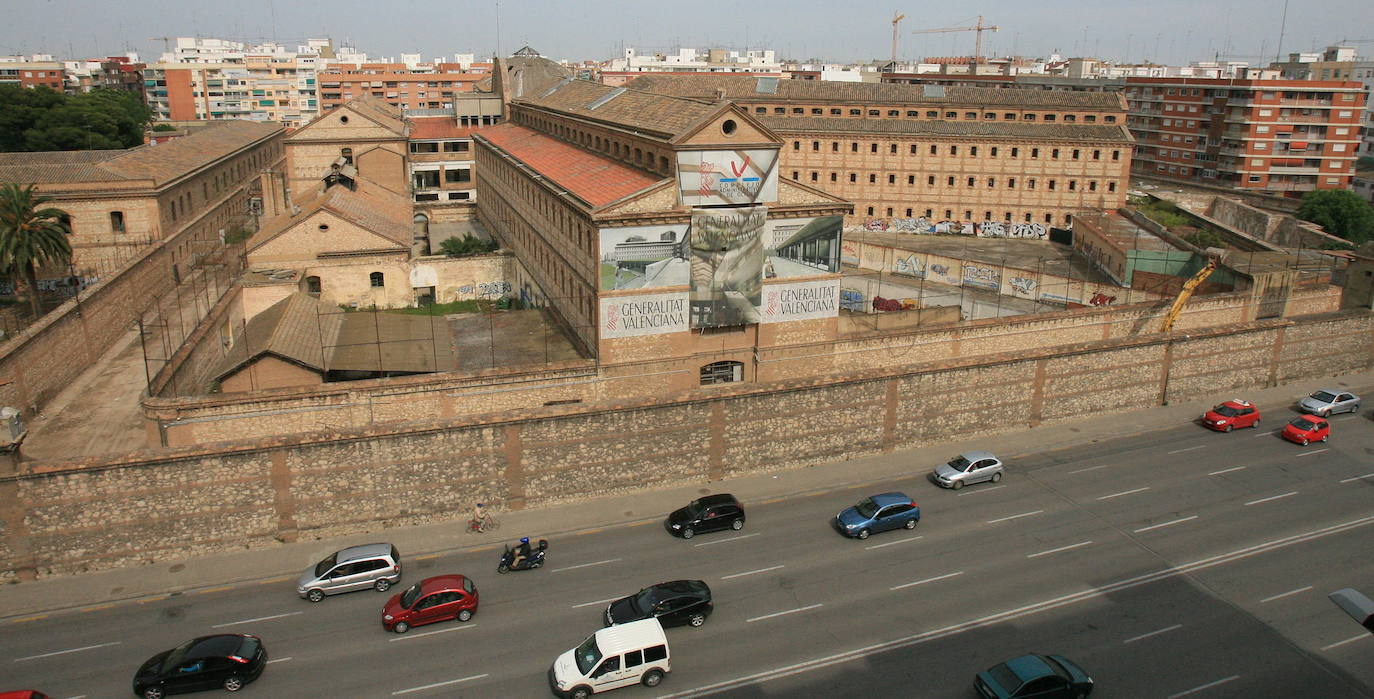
xmin=132 ymin=634 xmax=267 ymax=698
xmin=664 ymin=493 xmax=745 ymax=539
xmin=605 ymin=580 xmax=713 ymax=628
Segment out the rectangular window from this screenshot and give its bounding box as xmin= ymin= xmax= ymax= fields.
xmin=445 ymin=169 xmax=471 ymax=183
xmin=930 ymin=144 xmax=938 ymax=155
xmin=110 ymin=211 xmax=125 ymax=233
xmin=909 ymin=144 xmax=917 ymax=154
xmin=970 ymin=146 xmax=978 ymax=156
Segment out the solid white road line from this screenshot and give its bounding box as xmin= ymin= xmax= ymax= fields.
xmin=572 ymin=596 xmax=623 ymax=609
xmin=1208 ymin=466 xmax=1248 ymax=476
xmin=1259 ymin=586 xmax=1313 ymax=604
xmin=14 ymin=641 xmax=121 ymax=662
xmin=746 ymin=604 xmax=823 ymax=623
xmin=1067 ymin=463 xmax=1114 ymax=474
xmin=1245 ymin=491 xmax=1299 ymax=506
xmin=864 ymin=535 xmax=924 ymax=550
xmin=721 ymin=565 xmax=785 ymax=580
xmin=1097 ymin=486 xmax=1150 ymax=500
xmin=986 ymin=510 xmax=1044 ymax=524
xmin=1321 ymin=634 xmax=1371 ymax=651
xmin=693 ymin=532 xmax=760 ymax=547
xmin=656 ymin=514 xmax=1374 ymax=699
xmin=387 ymin=624 xmax=478 ymax=642
xmin=1339 ymin=472 xmax=1374 ymax=483
xmin=552 ymin=558 xmax=621 ymax=573
xmin=891 ymin=571 xmax=964 ymax=591
xmin=266 ymin=657 xmax=292 ymax=664
xmin=1123 ymin=623 xmax=1183 ymax=644
xmin=1167 ymin=445 xmax=1206 ymax=454
xmin=1295 ymin=448 xmax=1330 ymax=458
xmin=1133 ymin=516 xmax=1198 ymax=533
xmin=1168 ymin=675 xmax=1240 ymax=698
xmin=957 ymin=485 xmax=1006 ymax=496
xmin=393 ymin=674 xmax=488 ymax=695
xmin=211 ymin=611 xmax=303 ymax=628
xmin=1026 ymin=541 xmax=1094 ymax=558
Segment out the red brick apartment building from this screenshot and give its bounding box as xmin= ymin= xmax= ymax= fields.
xmin=1124 ymin=77 xmax=1366 ymax=194
xmin=0 ymin=61 xmax=65 ymax=90
xmin=318 ymin=63 xmax=491 ymax=112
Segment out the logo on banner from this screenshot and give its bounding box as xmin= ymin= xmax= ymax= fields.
xmin=605 ymin=303 xmax=619 ymax=331
xmin=766 ymin=290 xmax=780 ymax=316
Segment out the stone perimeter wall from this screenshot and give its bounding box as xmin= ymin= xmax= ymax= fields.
xmin=2 ymin=307 xmax=1371 ymax=580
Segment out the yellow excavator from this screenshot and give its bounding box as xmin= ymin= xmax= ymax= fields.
xmin=1159 ymin=258 xmax=1217 ymax=332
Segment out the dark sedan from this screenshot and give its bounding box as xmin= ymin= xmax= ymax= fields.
xmin=605 ymin=580 xmax=713 ymax=628
xmin=132 ymin=634 xmax=267 ymax=698
xmin=975 ymin=653 xmax=1093 ymax=698
xmin=664 ymin=493 xmax=745 ymax=539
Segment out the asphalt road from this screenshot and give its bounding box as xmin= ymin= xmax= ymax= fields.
xmin=5 ymin=410 xmax=1374 ymax=699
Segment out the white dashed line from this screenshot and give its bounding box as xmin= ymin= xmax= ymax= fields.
xmin=1067 ymin=463 xmax=1114 ymax=474
xmin=211 ymin=611 xmax=303 ymax=628
xmin=1339 ymin=472 xmax=1374 ymax=483
xmin=1321 ymin=634 xmax=1371 ymax=651
xmin=14 ymin=641 xmax=120 ymax=662
xmin=1167 ymin=445 xmax=1206 ymax=454
xmin=747 ymin=604 xmax=823 ymax=623
xmin=1168 ymin=675 xmax=1240 ymax=698
xmin=552 ymin=558 xmax=621 ymax=573
xmin=1259 ymin=586 xmax=1312 ymax=603
xmin=266 ymin=657 xmax=293 ymax=664
xmin=693 ymin=532 xmax=760 ymax=547
xmin=958 ymin=485 xmax=1006 ymax=496
xmin=1026 ymin=541 xmax=1094 ymax=559
xmin=1097 ymin=486 xmax=1150 ymax=500
xmin=891 ymin=571 xmax=964 ymax=591
xmin=987 ymin=510 xmax=1043 ymax=524
xmin=1208 ymin=466 xmax=1247 ymax=476
xmin=571 ymin=597 xmax=622 ymax=609
xmin=1134 ymin=516 xmax=1198 ymax=533
xmin=864 ymin=535 xmax=924 ymax=550
xmin=721 ymin=565 xmax=784 ymax=580
xmin=393 ymin=674 xmax=488 ymax=695
xmin=1245 ymin=491 xmax=1298 ymax=506
xmin=1123 ymin=623 xmax=1183 ymax=644
xmin=387 ymin=624 xmax=478 ymax=642
xmin=1295 ymin=448 xmax=1330 ymax=457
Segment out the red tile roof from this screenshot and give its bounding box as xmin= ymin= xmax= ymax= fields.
xmin=408 ymin=117 xmax=481 ymax=140
xmin=477 ymin=124 xmax=664 ymax=208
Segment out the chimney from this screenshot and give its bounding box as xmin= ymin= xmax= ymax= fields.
xmin=714 ymin=88 xmax=726 ymax=100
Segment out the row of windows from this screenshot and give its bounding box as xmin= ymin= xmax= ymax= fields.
xmin=101 ymin=140 xmax=284 ymax=234
xmin=756 ymin=104 xmax=1117 ymax=124
xmin=860 ymin=206 xmax=1070 ymax=225
xmin=792 ymin=141 xmax=1122 ymax=161
xmin=478 ymin=143 xmax=597 ymax=260
xmin=409 ymin=141 xmax=471 ymax=154
xmin=516 ymin=110 xmax=671 ymax=176
xmin=790 ymin=170 xmax=1118 ymax=193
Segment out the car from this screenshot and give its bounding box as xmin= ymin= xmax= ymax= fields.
xmin=833 ymin=492 xmax=920 ymax=539
xmin=1 ymin=692 xmax=51 ymax=699
xmin=605 ymin=580 xmax=713 ymax=628
xmin=1201 ymin=399 xmax=1261 ymax=432
xmin=975 ymin=653 xmax=1094 ymax=699
xmin=1282 ymin=415 xmax=1330 ymax=446
xmin=382 ymin=574 xmax=479 ymax=633
xmin=664 ymin=494 xmax=744 ymax=540
xmin=1298 ymin=388 xmax=1360 ymax=417
xmin=297 ymin=543 xmax=401 ymax=602
xmin=933 ymin=450 xmax=1004 ymax=490
xmin=132 ymin=634 xmax=267 ymax=699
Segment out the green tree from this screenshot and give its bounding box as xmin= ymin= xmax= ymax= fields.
xmin=0 ymin=183 xmax=73 ymax=318
xmin=0 ymin=86 xmax=151 ymax=152
xmin=1296 ymin=189 xmax=1374 ymax=245
xmin=438 ymin=235 xmax=498 ymax=257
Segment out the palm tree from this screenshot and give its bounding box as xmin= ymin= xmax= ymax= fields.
xmin=0 ymin=183 xmax=73 ymax=319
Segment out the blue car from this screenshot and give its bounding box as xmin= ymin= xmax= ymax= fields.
xmin=833 ymin=492 xmax=920 ymax=539
xmin=975 ymin=653 xmax=1094 ymax=698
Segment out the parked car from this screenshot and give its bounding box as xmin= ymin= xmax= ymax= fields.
xmin=132 ymin=634 xmax=267 ymax=699
xmin=833 ymin=492 xmax=920 ymax=539
xmin=933 ymin=450 xmax=1004 ymax=490
xmin=605 ymin=580 xmax=712 ymax=628
xmin=297 ymin=543 xmax=401 ymax=602
xmin=664 ymin=494 xmax=744 ymax=540
xmin=1298 ymin=388 xmax=1360 ymax=417
xmin=975 ymin=653 xmax=1093 ymax=699
xmin=1201 ymin=399 xmax=1261 ymax=432
xmin=382 ymin=574 xmax=479 ymax=633
xmin=1282 ymin=415 xmax=1330 ymax=446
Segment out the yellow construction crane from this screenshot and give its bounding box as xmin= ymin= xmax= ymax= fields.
xmin=1159 ymin=258 xmax=1217 ymax=332
xmin=891 ymin=11 xmax=906 ymax=63
xmin=913 ymin=15 xmax=999 ymax=63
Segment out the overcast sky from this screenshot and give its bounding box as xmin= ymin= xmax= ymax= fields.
xmin=6 ymin=0 xmax=1373 ymax=67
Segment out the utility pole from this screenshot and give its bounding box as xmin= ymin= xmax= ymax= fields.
xmin=891 ymin=11 xmax=906 ymax=64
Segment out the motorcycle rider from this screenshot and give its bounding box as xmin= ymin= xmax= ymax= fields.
xmin=510 ymin=537 xmax=532 ymax=569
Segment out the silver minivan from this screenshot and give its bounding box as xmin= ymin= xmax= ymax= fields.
xmin=297 ymin=543 xmax=401 ymax=602
xmin=932 ymin=450 xmax=1004 ymax=490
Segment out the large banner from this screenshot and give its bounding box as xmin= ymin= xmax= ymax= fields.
xmin=598 ymin=223 xmax=691 ymax=290
xmin=764 ymin=215 xmax=842 ymax=279
xmin=760 ymin=279 xmax=841 ymax=324
xmin=600 ymin=292 xmax=690 ymax=339
xmin=689 ymin=206 xmax=765 ymax=327
xmin=676 ymin=149 xmax=779 ymax=207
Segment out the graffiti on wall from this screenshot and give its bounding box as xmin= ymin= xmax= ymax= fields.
xmin=0 ymin=275 xmax=100 ymax=297
xmin=840 ymin=288 xmax=866 ymax=311
xmin=962 ymin=264 xmax=1001 ymax=290
xmin=455 ymin=280 xmax=512 ymax=297
xmin=1088 ymin=292 xmax=1117 ymax=306
xmin=1008 ymin=277 xmax=1038 ymax=295
xmin=893 ymin=254 xmax=925 ymax=279
xmin=861 ymin=218 xmax=1047 ymax=240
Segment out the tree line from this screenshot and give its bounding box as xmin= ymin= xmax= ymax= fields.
xmin=0 ymin=85 xmax=151 ymax=152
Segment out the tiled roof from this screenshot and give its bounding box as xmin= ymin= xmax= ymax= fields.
xmin=761 ymin=116 xmax=1135 ymax=143
xmin=247 ymin=181 xmax=413 ymax=251
xmin=287 ymin=95 xmax=406 ymax=141
xmin=408 ymin=117 xmax=481 ymax=140
xmin=627 ymin=75 xmax=1125 ymax=109
xmin=517 ymin=79 xmax=719 ymax=139
xmin=215 ymin=293 xmax=342 ymax=379
xmin=0 ymin=121 xmax=281 ymax=187
xmin=477 ymin=123 xmax=664 ymax=208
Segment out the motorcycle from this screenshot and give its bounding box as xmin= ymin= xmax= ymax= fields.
xmin=497 ymin=539 xmax=548 ymax=573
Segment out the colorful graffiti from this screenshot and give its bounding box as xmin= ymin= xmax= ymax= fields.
xmin=1088 ymin=292 xmax=1117 ymax=306
xmin=456 ymin=280 xmax=513 ymax=297
xmin=893 ymin=254 xmax=925 ymax=278
xmin=840 ymin=288 xmax=866 ymax=311
xmin=1008 ymin=277 xmax=1038 ymax=295
xmin=861 ymin=218 xmax=1047 ymax=240
xmin=962 ymin=264 xmax=1001 ymax=290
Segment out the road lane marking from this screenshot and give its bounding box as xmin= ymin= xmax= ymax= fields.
xmin=746 ymin=604 xmax=823 ymax=623
xmin=957 ymin=485 xmax=1005 ymax=496
xmin=657 ymin=514 xmax=1374 ymax=699
xmin=393 ymin=673 xmax=489 ymax=695
xmin=987 ymin=510 xmax=1043 ymax=524
xmin=1321 ymin=634 xmax=1371 ymax=651
xmin=211 ymin=611 xmax=303 ymax=628
xmin=1067 ymin=463 xmax=1113 ymax=474
xmin=1123 ymin=623 xmax=1183 ymax=644
xmin=1026 ymin=541 xmax=1094 ymax=558
xmin=628 ymin=520 xmax=655 ymax=527
xmin=14 ymin=641 xmax=120 ymax=662
xmin=864 ymin=535 xmax=924 ymax=550
xmin=572 ymin=597 xmax=623 ymax=609
xmin=196 ymin=586 xmax=234 ymax=595
xmin=891 ymin=571 xmax=964 ymax=591
xmin=1295 ymin=448 xmax=1330 ymax=458
xmin=256 ymin=576 xmax=292 ymax=585
xmin=8 ymin=614 xmax=47 ymax=624
xmin=1167 ymin=445 xmax=1206 ymax=454
xmin=758 ymin=498 xmax=783 ymax=505
xmin=722 ymin=565 xmax=784 ymax=580
xmin=1168 ymin=675 xmax=1240 ymax=698
xmin=576 ymin=528 xmax=604 ymax=536
xmin=694 ymin=533 xmax=760 ymax=547
xmin=552 ymin=558 xmax=621 ymax=573
xmin=1339 ymin=472 xmax=1374 ymax=483
xmin=1134 ymin=516 xmax=1198 ymax=533
xmin=1245 ymin=491 xmax=1298 ymax=506
xmin=416 ymin=553 xmax=441 ymax=560
xmin=387 ymin=624 xmax=478 ymax=642
xmin=79 ymin=604 xmax=113 ymax=613
xmin=1208 ymin=466 xmax=1247 ymax=476
xmin=266 ymin=657 xmax=292 ymax=664
xmin=1259 ymin=586 xmax=1313 ymax=603
xmin=1097 ymin=487 xmax=1150 ymax=500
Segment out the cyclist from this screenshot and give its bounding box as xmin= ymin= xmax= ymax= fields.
xmin=471 ymin=502 xmax=488 ymax=532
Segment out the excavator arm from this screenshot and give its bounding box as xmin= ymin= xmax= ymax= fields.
xmin=1160 ymin=258 xmax=1217 ymax=333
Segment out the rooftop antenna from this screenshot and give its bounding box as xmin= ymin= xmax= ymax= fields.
xmin=1275 ymin=0 xmax=1289 ymax=61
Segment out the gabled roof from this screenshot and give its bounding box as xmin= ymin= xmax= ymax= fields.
xmin=247 ymin=181 xmax=413 ymax=252
xmin=476 ymin=123 xmax=664 ymax=209
xmin=516 ymin=79 xmax=720 ymax=140
xmin=215 ymin=293 xmax=342 ymax=379
xmin=287 ymin=94 xmax=406 ymax=142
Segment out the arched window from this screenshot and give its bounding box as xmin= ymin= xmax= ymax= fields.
xmin=305 ymin=276 xmax=321 ymax=295
xmin=370 ymin=272 xmax=385 ymax=287
xmin=700 ymin=361 xmax=743 ymax=385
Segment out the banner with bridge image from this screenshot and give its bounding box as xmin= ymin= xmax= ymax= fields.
xmin=764 ymin=215 xmax=842 ymax=279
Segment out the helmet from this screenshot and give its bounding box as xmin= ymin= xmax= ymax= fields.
xmin=476 ymin=503 xmax=484 ymax=507
xmin=520 ymin=537 xmax=529 ymax=544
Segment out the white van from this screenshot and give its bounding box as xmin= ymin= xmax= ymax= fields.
xmin=549 ymin=618 xmax=669 ymax=698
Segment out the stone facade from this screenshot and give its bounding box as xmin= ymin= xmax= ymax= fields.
xmin=283 ymin=97 xmax=409 ymax=199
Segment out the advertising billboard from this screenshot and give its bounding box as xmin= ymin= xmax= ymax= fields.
xmin=676 ymin=149 xmax=779 ymax=207
xmin=689 ymin=206 xmax=765 ymax=327
xmin=598 ymin=223 xmax=692 ymax=290
xmin=599 ymin=292 xmax=690 ymax=339
xmin=760 ymin=279 xmax=841 ymax=324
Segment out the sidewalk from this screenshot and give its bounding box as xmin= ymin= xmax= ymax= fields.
xmin=4 ymin=368 xmax=1373 ymax=621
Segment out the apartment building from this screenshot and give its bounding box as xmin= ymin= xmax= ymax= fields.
xmin=1124 ymin=77 xmax=1366 ymax=193
xmin=317 ymin=60 xmax=490 ymax=112
xmin=0 ymin=56 xmax=65 ymax=90
xmin=145 ymin=37 xmax=332 ymax=125
xmin=629 ymin=75 xmax=1133 ymax=229
xmin=64 ymin=56 xmax=145 ymax=96
xmin=600 ymin=47 xmax=783 ymax=86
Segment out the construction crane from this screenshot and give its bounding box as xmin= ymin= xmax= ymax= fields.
xmin=1159 ymin=258 xmax=1217 ymax=332
xmin=149 ymin=37 xmax=177 ymax=53
xmin=913 ymin=15 xmax=999 ymax=63
xmin=890 ymin=11 xmax=906 ymax=64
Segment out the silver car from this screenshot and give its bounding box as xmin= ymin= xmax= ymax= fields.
xmin=297 ymin=543 xmax=401 ymax=602
xmin=933 ymin=450 xmax=1004 ymax=490
xmin=1298 ymin=389 xmax=1360 ymax=417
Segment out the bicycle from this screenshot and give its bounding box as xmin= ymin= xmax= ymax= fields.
xmin=466 ymin=512 xmax=499 ymax=533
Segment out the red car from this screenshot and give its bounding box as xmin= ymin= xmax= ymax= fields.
xmin=382 ymin=574 xmax=478 ymax=633
xmin=1282 ymin=415 xmax=1330 ymax=446
xmin=1201 ymin=399 xmax=1261 ymax=432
